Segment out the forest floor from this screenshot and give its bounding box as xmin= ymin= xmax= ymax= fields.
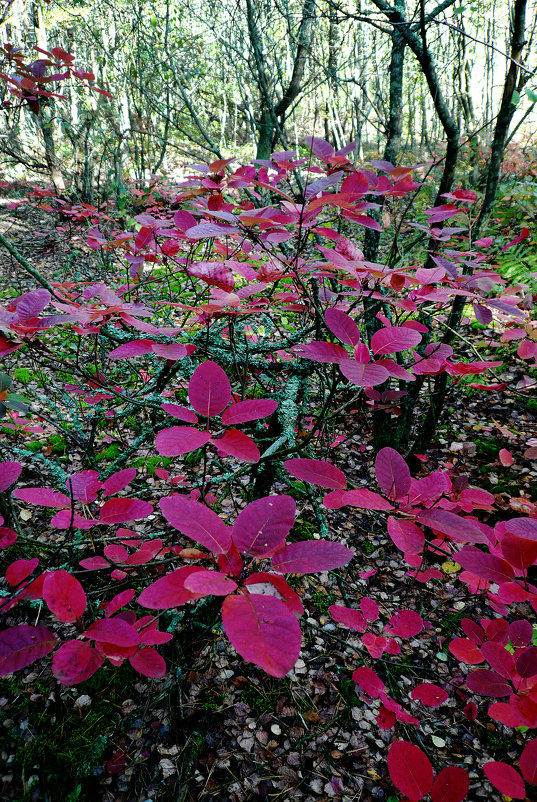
xmin=0 ymin=194 xmax=536 ymax=802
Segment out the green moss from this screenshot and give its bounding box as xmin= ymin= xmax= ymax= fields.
xmin=48 ymin=434 xmax=67 ymax=454
xmin=131 ymin=455 xmax=172 ymax=475
xmin=12 ymin=367 xmax=33 ymax=385
xmin=95 ymin=443 xmax=121 ymax=462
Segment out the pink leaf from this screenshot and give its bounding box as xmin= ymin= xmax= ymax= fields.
xmin=212 ymin=429 xmax=260 ymax=462
xmin=339 ymin=360 xmax=389 ymax=386
xmin=129 ymin=647 xmax=166 ymax=678
xmin=362 ymin=632 xmax=387 ymax=658
xmin=138 ymin=566 xmax=205 ymax=609
xmin=456 ymin=547 xmax=514 ymax=584
xmin=271 ymin=540 xmax=353 ymax=574
xmin=188 ymin=361 xmax=231 ymax=418
xmin=221 ymin=399 xmax=278 ymax=425
xmin=360 ymin=597 xmax=379 ymax=621
xmin=386 ymin=610 xmax=423 ymax=638
xmin=294 ymin=341 xmax=349 ymax=363
xmin=104 ymin=589 xmax=135 ymax=617
xmin=0 ymin=461 xmax=22 ymax=493
xmin=418 ymin=510 xmax=487 ymax=544
xmin=85 ymin=618 xmax=140 ymax=647
xmin=509 ymin=619 xmax=533 ymax=647
xmin=387 ymin=517 xmax=425 ymax=554
xmin=461 ymin=618 xmax=486 ymax=645
xmin=183 ymin=569 xmax=237 ymax=596
xmin=371 ymin=327 xmax=422 ymax=355
xmin=13 ymin=487 xmax=70 ymax=508
xmin=108 ymin=340 xmax=154 ymax=359
xmin=411 ymin=683 xmax=448 ymax=706
xmin=161 ymin=404 xmax=198 ymax=423
xmin=430 ymin=767 xmax=470 ymax=802
xmin=80 ymin=556 xmax=110 ymax=570
xmin=232 ymin=495 xmax=296 ymax=556
xmin=449 ymin=638 xmax=484 ymax=664
xmin=188 ymin=261 xmax=235 ymax=292
xmin=99 ymin=498 xmax=153 ymax=524
xmin=480 ymin=642 xmax=516 ymax=679
xmin=324 ymin=309 xmax=361 ymax=345
xmin=52 ymin=640 xmax=104 ymax=685
xmin=151 ymin=343 xmax=195 ymax=360
xmin=43 ymin=570 xmax=86 ymax=622
xmin=102 ymin=468 xmax=137 ymax=497
xmin=160 ymin=495 xmax=232 ymax=553
xmin=520 ymin=739 xmax=537 ymax=785
xmin=67 ymin=470 xmax=102 ymax=503
xmin=329 ymin=604 xmax=367 ymax=632
xmin=466 ymin=669 xmax=512 ymax=697
xmin=12 ymin=289 xmax=50 ymax=321
xmin=352 ymin=666 xmax=385 ymax=697
xmin=222 ymin=593 xmax=301 ymax=677
xmin=155 ymin=426 xmax=211 ymax=456
xmin=483 ymin=762 xmax=525 ymax=799
xmin=0 ymin=625 xmax=56 ymax=677
xmin=375 ymin=447 xmax=411 ymax=499
xmin=387 ymin=740 xmax=434 ymax=801
xmin=337 ymin=488 xmax=393 ymax=510
xmin=499 ymin=448 xmax=514 ymax=466
xmin=304 ymin=136 xmax=334 ymax=161
xmin=284 ymin=458 xmax=346 ymax=490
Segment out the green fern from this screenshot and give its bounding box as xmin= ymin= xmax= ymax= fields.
xmin=496 ymin=244 xmax=537 ymax=284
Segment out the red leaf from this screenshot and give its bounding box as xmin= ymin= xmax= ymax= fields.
xmin=138 ymin=566 xmax=205 ymax=609
xmin=329 ymin=604 xmax=367 ymax=632
xmin=0 ymin=461 xmax=22 ymax=493
xmin=501 ymin=532 xmax=537 ymax=570
xmin=387 ymin=517 xmax=425 ymax=554
xmin=520 ymin=738 xmax=537 ymax=785
xmin=516 ymin=646 xmax=537 ymax=678
xmin=160 ymin=495 xmax=232 ymax=554
xmin=294 ymin=341 xmax=349 ymax=363
xmin=386 ymin=610 xmax=423 ymax=638
xmin=67 ymin=470 xmax=102 ymax=503
xmin=43 ymin=570 xmax=86 ymax=622
xmin=360 ymin=597 xmax=379 ymax=621
xmin=129 ymin=647 xmax=166 ymax=678
xmin=13 ymin=487 xmax=70 ymax=508
xmin=221 ymin=399 xmax=278 ymax=425
xmin=339 ymin=360 xmax=389 ymax=386
xmin=430 ymin=767 xmax=470 ymax=802
xmin=6 ymin=557 xmax=39 ymax=585
xmin=375 ymin=447 xmax=411 ymax=499
xmin=188 ymin=361 xmax=231 ymax=418
xmin=222 ymin=593 xmax=301 ymax=677
xmin=80 ymin=556 xmax=110 ymax=570
xmin=461 ymin=618 xmax=486 ymax=645
xmin=12 ymin=289 xmax=50 ymax=321
xmin=212 ymin=429 xmax=260 ymax=462
xmin=371 ymin=327 xmax=422 ymax=355
xmin=352 ymin=666 xmax=385 ymax=697
xmin=102 ymin=468 xmax=136 ymax=497
xmin=456 ymin=547 xmax=514 ymax=584
xmin=480 ymin=642 xmax=515 ymax=679
xmin=244 ymin=572 xmax=303 ymax=616
xmin=104 ymin=589 xmax=135 ymax=617
xmin=449 ymin=638 xmax=484 ymax=664
xmin=271 ymin=540 xmax=354 ymax=574
xmin=284 ymin=458 xmax=346 ymax=490
xmin=483 ymin=762 xmax=525 ymax=799
xmin=155 ymin=426 xmax=211 ymax=456
xmin=52 ymin=640 xmax=104 ymax=685
xmin=99 ymin=498 xmax=153 ymax=524
xmin=509 ymin=619 xmax=533 ymax=647
xmin=387 ymin=740 xmax=434 ymax=800
xmin=0 ymin=625 xmax=56 ymax=677
xmin=466 ymin=669 xmax=512 ymax=697
xmin=324 ymin=309 xmax=361 ymax=345
xmin=411 ymin=683 xmax=448 ymax=706
xmin=183 ymin=569 xmax=237 ymax=596
xmin=84 ymin=618 xmax=140 ymax=647
xmin=232 ymin=495 xmax=295 ymax=557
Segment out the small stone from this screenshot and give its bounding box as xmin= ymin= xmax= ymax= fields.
xmin=270 ymin=724 xmax=281 ymax=735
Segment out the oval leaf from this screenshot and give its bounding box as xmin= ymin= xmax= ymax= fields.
xmin=160 ymin=495 xmax=232 ymax=554
xmin=271 ymin=540 xmax=353 ymax=574
xmin=232 ymin=495 xmax=296 ymax=556
xmin=0 ymin=625 xmax=56 ymax=677
xmin=155 ymin=426 xmax=211 ymax=457
xmin=430 ymin=766 xmax=470 ymax=802
xmin=221 ymin=399 xmax=278 ymax=425
xmin=43 ymin=570 xmax=86 ymax=622
xmin=188 ymin=361 xmax=231 ymax=418
xmin=387 ymin=740 xmax=434 ymax=800
xmin=483 ymin=762 xmax=525 ymax=799
xmin=284 ymin=458 xmax=346 ymax=490
xmin=129 ymin=647 xmax=166 ymax=678
xmin=99 ymin=498 xmax=153 ymax=524
xmin=371 ymin=326 xmax=422 ymax=355
xmin=52 ymin=640 xmax=104 ymax=685
xmin=375 ymin=447 xmax=411 ymax=499
xmin=222 ymin=593 xmax=301 ymax=677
